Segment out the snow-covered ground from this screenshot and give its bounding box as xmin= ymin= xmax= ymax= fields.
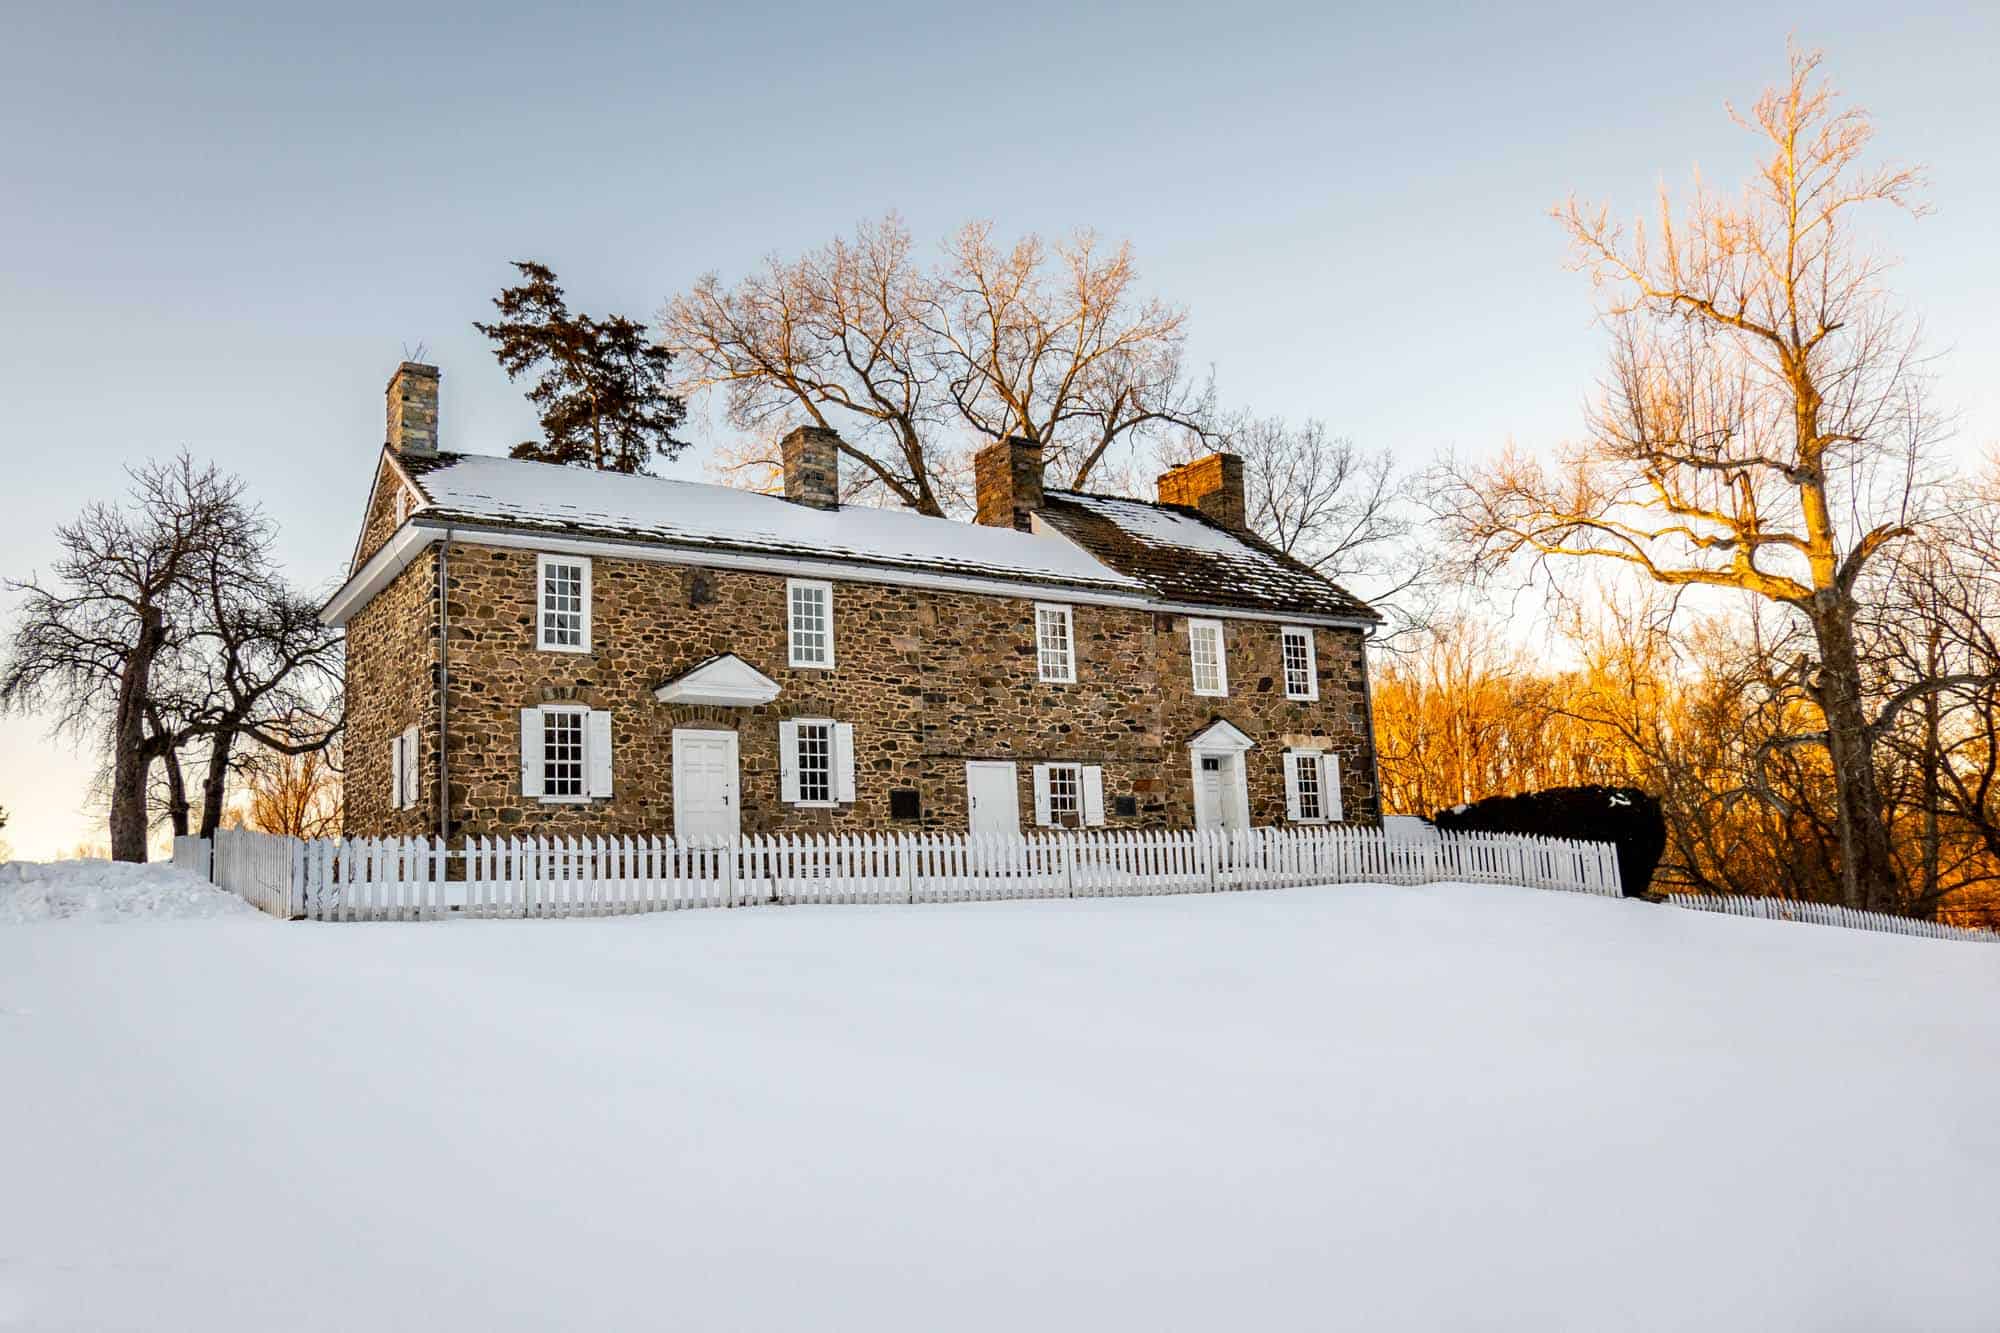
xmin=3 ymin=870 xmax=1997 ymax=1331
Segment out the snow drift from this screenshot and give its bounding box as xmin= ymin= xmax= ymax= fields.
xmin=0 ymin=857 xmax=257 ymax=924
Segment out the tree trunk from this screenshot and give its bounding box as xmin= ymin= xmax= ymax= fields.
xmin=197 ymin=725 xmax=236 ymax=839
xmin=161 ymin=746 xmax=190 ymax=839
xmin=1808 ymin=594 xmax=1900 ymax=912
xmin=108 ymin=609 xmax=165 ymax=862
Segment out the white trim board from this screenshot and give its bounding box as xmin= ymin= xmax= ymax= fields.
xmin=320 ymin=521 xmax=1379 ymax=632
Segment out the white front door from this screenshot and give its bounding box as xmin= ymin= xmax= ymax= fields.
xmin=966 ymin=761 xmax=1020 ymax=835
xmin=1192 ymin=752 xmax=1247 ymax=832
xmin=673 ymin=729 xmax=740 ymax=842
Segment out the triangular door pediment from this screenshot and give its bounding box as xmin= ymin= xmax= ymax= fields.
xmin=1187 ymin=717 xmax=1256 ymax=752
xmin=652 ymin=654 xmax=781 ymax=707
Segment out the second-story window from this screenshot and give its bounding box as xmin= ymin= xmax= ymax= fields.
xmin=788 ymin=579 xmax=834 ymax=668
xmin=1035 ymin=603 xmax=1076 ymax=683
xmin=1282 ymin=627 xmax=1318 ymax=700
xmin=537 ymin=555 xmax=591 ymax=653
xmin=1188 ymin=618 xmax=1227 ymax=697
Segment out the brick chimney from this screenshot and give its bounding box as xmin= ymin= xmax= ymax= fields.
xmin=779 ymin=425 xmax=841 ymax=510
xmin=1157 ymin=452 xmax=1246 ymax=531
xmin=385 ymin=362 xmax=440 ymax=457
xmin=974 ymin=436 xmax=1045 ymax=532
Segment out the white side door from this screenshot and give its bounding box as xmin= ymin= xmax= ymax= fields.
xmin=1193 ymin=753 xmax=1225 ymax=831
xmin=673 ymin=729 xmax=740 ymax=842
xmin=965 ymin=761 xmax=1021 ymax=835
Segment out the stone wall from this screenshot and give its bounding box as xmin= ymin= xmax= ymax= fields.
xmin=342 ymin=548 xmax=438 ymax=837
xmin=344 ymin=538 xmax=1381 ymax=839
xmin=351 ymin=455 xmax=418 ymax=574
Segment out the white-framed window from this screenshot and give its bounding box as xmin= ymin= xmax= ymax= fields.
xmin=1281 ymin=626 xmax=1319 ymax=701
xmin=537 ymin=555 xmax=591 ymax=653
xmin=779 ymin=718 xmax=855 ymax=805
xmin=1188 ymin=618 xmax=1227 ymax=697
xmin=519 ymin=706 xmax=613 ymax=802
xmin=1035 ymin=603 xmax=1076 ymax=683
xmin=543 ymin=706 xmax=587 ymax=800
xmin=389 ymin=724 xmax=419 ymax=811
xmin=394 ymin=488 xmax=413 ymax=525
xmin=1284 ymin=749 xmax=1342 ymax=824
xmin=787 ymin=579 xmax=834 ymax=669
xmin=1032 ymin=762 xmax=1105 ymax=828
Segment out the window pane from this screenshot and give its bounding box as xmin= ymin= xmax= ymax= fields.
xmin=1191 ymin=623 xmax=1223 ymax=694
xmin=1295 ymin=754 xmax=1323 ymax=821
xmin=1283 ymin=630 xmax=1313 ymax=697
xmin=543 ymin=711 xmax=585 ymax=797
xmin=1037 ymin=606 xmax=1072 ymax=681
xmin=1048 ymin=763 xmax=1082 ymax=829
xmin=797 ymin=721 xmax=832 ymax=802
xmin=542 ymin=562 xmax=583 ymax=648
xmin=791 ymin=585 xmax=830 ymax=665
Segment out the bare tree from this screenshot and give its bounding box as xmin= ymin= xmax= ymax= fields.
xmin=1436 ymin=49 xmax=1936 ymax=911
xmin=1 ymin=457 xmax=254 ymax=861
xmin=926 ymin=222 xmax=1204 ymax=488
xmin=236 ymin=739 xmax=343 ymax=840
xmin=662 ymin=215 xmax=1208 ymax=511
xmin=664 ymin=215 xmax=955 ymax=513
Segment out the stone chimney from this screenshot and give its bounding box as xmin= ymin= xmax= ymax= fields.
xmin=1157 ymin=452 xmax=1246 ymax=531
xmin=974 ymin=436 xmax=1045 ymax=532
xmin=780 ymin=425 xmax=841 ymax=510
xmin=385 ymin=362 xmax=440 ymax=457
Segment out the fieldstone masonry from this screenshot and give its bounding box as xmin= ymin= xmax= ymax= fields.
xmin=344 ymin=540 xmax=1381 ymax=839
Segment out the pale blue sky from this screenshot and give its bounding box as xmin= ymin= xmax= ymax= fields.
xmin=3 ymin=1 xmax=1995 ymax=857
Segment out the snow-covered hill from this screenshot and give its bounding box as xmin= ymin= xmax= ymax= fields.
xmin=3 ymin=876 xmax=1996 ymax=1330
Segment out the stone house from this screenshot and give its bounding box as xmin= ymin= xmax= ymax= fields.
xmin=324 ymin=362 xmax=1385 ymax=842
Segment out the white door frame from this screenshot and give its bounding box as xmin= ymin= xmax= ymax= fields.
xmin=672 ymin=727 xmax=741 ymax=842
xmin=965 ymin=760 xmax=1021 ymax=835
xmin=1187 ymin=722 xmax=1254 ymax=833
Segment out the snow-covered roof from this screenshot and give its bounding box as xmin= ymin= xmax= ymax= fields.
xmin=1038 ymin=491 xmax=1378 ymax=622
xmin=402 ymin=453 xmax=1141 ymax=592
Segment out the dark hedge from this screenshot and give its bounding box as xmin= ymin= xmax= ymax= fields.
xmin=1431 ymin=785 xmax=1665 ymax=898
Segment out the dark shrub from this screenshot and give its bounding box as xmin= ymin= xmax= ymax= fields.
xmin=1431 ymin=785 xmax=1665 ymax=897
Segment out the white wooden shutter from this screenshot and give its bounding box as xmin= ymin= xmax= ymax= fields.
xmin=1031 ymin=764 xmax=1053 ymax=827
xmin=1082 ymin=766 xmax=1105 ymax=826
xmin=1323 ymin=753 xmax=1343 ymax=822
xmin=779 ymin=720 xmax=801 ymax=804
xmin=1283 ymin=752 xmax=1303 ymax=822
xmin=587 ymin=710 xmax=614 ymax=797
xmin=520 ymin=707 xmax=543 ymax=798
xmin=401 ymin=725 xmax=420 ymax=809
xmin=389 ymin=735 xmax=404 ymax=811
xmin=833 ymin=723 xmax=856 ymax=803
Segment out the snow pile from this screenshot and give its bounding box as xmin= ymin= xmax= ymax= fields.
xmin=3 ymin=882 xmax=1997 ymax=1330
xmin=0 ymin=858 xmax=258 ymax=923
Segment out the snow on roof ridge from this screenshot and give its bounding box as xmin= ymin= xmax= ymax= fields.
xmin=407 ymin=450 xmax=1144 ymax=589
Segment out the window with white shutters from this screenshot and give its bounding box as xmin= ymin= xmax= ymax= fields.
xmin=788 ymin=579 xmax=834 ymax=668
xmin=537 ymin=555 xmax=591 ymax=652
xmin=781 ymin=718 xmax=855 ymax=805
xmin=1284 ymin=750 xmax=1342 ymax=824
xmin=1035 ymin=603 xmax=1076 ymax=683
xmin=1188 ymin=619 xmax=1227 ymax=697
xmin=1281 ymin=627 xmax=1318 ymax=700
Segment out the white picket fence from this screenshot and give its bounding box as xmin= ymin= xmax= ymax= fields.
xmin=185 ymin=824 xmax=1623 ymax=922
xmin=1668 ymin=893 xmax=2000 ymax=944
